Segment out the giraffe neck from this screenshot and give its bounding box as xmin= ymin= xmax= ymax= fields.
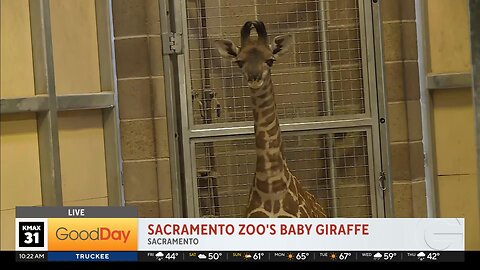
xmin=250 ymin=74 xmax=289 ymax=196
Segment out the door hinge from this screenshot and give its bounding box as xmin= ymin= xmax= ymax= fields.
xmin=378 ymin=171 xmax=387 ymax=191
xmin=162 ymin=32 xmax=183 ymax=55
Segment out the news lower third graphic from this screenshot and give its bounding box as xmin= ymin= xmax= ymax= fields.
xmin=14 ymin=207 xmax=465 ymax=262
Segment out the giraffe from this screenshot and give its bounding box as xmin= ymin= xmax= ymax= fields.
xmin=214 ymin=21 xmax=328 ymax=218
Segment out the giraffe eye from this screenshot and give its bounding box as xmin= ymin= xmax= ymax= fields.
xmin=235 ymin=60 xmax=244 ymax=68
xmin=266 ymin=59 xmax=275 ymax=67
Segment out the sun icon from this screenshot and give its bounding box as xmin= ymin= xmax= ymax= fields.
xmin=329 ymin=252 xmax=337 ymax=260
xmin=287 ymin=253 xmax=294 ymax=260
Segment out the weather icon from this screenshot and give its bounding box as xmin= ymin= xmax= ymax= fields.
xmin=329 ymin=252 xmax=337 ymax=260
xmin=373 ymin=252 xmax=382 ymax=260
xmin=244 ymin=253 xmax=252 ymax=260
xmin=287 ymin=253 xmax=294 ymax=260
xmin=198 ymin=254 xmax=207 ymax=260
xmin=417 ymin=252 xmax=426 ymax=261
xmin=155 ymin=252 xmax=164 ymax=261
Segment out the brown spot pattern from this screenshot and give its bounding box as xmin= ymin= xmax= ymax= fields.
xmin=248 ymin=211 xmax=269 ymax=218
xmin=249 ymin=190 xmax=262 ymax=210
xmin=283 ymin=192 xmax=298 ymax=215
xmin=273 ymin=200 xmax=280 ymax=213
xmin=271 ymin=179 xmax=287 ymax=192
xmin=262 ymin=105 xmax=275 ymax=117
xmin=266 ymin=124 xmax=279 ymax=138
xmin=255 ymin=178 xmax=270 ymax=193
xmin=264 ymin=200 xmax=272 ymax=212
xmin=256 ymin=155 xmax=266 ymax=172
xmin=255 ymin=131 xmax=266 ymax=150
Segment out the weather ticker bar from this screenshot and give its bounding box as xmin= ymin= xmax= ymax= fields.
xmin=14 ymin=208 xmax=467 ymax=263
xmin=16 ymin=251 xmax=464 ymax=262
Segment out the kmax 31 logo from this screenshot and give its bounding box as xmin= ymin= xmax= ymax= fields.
xmin=48 ymin=218 xmax=137 ymax=251
xmin=55 ymin=227 xmax=131 ymax=243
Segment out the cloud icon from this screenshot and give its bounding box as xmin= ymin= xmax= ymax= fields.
xmin=155 ymin=252 xmax=164 ymax=257
xmin=417 ymin=252 xmax=425 ymax=257
xmin=198 ymin=254 xmax=207 ymax=259
xmin=373 ymin=252 xmax=382 ymax=258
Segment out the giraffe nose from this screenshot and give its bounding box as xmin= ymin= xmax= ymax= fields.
xmin=247 ymin=73 xmax=262 ymax=82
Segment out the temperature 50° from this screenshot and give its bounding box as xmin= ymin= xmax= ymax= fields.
xmin=208 ymin=253 xmax=222 ymax=260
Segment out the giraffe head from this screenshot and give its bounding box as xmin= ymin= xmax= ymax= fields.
xmin=214 ymin=20 xmax=292 ymax=89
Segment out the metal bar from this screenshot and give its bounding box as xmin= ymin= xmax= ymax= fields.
xmin=417 ymin=0 xmax=438 ymax=217
xmin=159 ymin=0 xmax=188 ymax=217
xmin=181 ymin=1 xmax=195 ymax=132
xmin=319 ymin=0 xmax=338 ymax=217
xmin=179 ymin=0 xmax=200 ymax=216
xmin=177 ymin=0 xmax=197 ymax=218
xmin=30 ymin=0 xmax=63 ymax=206
xmin=190 ymin=141 xmax=201 ymax=217
xmin=192 ymin=126 xmax=371 ymax=144
xmin=57 ymin=92 xmax=114 ymax=111
xmin=365 ymin=128 xmax=378 ymax=217
xmin=95 ymin=0 xmax=123 ymax=206
xmin=469 ymin=0 xmax=480 ymax=234
xmin=160 ymin=0 xmax=184 ymax=217
xmin=370 ymin=0 xmax=392 ymax=217
xmin=190 ymin=113 xmax=370 ymax=131
xmin=0 ymin=96 xmax=49 ymax=114
xmin=358 ymin=0 xmax=372 ymax=118
xmin=426 ymin=72 xmax=472 ymax=89
xmin=360 ymin=0 xmax=382 ymax=217
xmin=96 ymin=1 xmax=115 ymax=92
xmin=1 ymin=92 xmax=115 ymax=113
xmin=189 ymin=117 xmax=374 ymax=138
xmin=186 ymin=26 xmax=344 ymax=38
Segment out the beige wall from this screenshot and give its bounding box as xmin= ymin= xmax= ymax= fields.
xmin=50 ymin=0 xmax=109 ymax=205
xmin=427 ymin=0 xmax=471 ymax=74
xmin=50 ymin=0 xmax=101 ymax=94
xmin=0 ymin=0 xmax=35 ymax=98
xmin=0 ymin=0 xmax=42 ymax=250
xmin=1 ymin=0 xmax=113 ymax=250
xmin=426 ymin=0 xmax=480 ymax=250
xmin=58 ymin=110 xmax=108 ymax=204
xmin=0 ymin=113 xmax=43 ymax=250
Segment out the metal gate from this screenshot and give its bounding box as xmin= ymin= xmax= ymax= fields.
xmin=160 ymin=0 xmax=390 ymax=218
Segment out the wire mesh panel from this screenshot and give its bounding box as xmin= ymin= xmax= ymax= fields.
xmin=175 ymin=0 xmax=384 ymax=218
xmin=186 ymin=0 xmax=365 ymax=125
xmin=194 ymin=130 xmax=372 ymax=217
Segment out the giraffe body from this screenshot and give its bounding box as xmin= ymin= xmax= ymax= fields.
xmin=215 ymin=21 xmax=327 ymax=218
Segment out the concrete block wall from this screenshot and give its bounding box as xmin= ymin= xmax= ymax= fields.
xmin=112 ymin=0 xmax=173 ymax=217
xmin=381 ymin=0 xmax=426 ymax=217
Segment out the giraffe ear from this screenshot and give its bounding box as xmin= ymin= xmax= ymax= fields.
xmin=272 ymin=34 xmax=293 ymax=58
xmin=214 ymin=39 xmax=238 ymax=59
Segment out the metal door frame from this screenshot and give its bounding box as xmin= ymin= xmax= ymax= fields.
xmin=470 ymin=0 xmax=480 ymax=235
xmin=0 ymin=0 xmax=123 ymax=206
xmin=470 ymin=0 xmax=480 ymax=227
xmin=160 ymin=0 xmax=392 ymax=217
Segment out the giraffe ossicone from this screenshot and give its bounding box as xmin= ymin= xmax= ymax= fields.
xmin=215 ymin=20 xmax=328 ymax=218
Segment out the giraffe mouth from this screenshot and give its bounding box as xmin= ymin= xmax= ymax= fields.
xmin=248 ymin=80 xmax=264 ymax=89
